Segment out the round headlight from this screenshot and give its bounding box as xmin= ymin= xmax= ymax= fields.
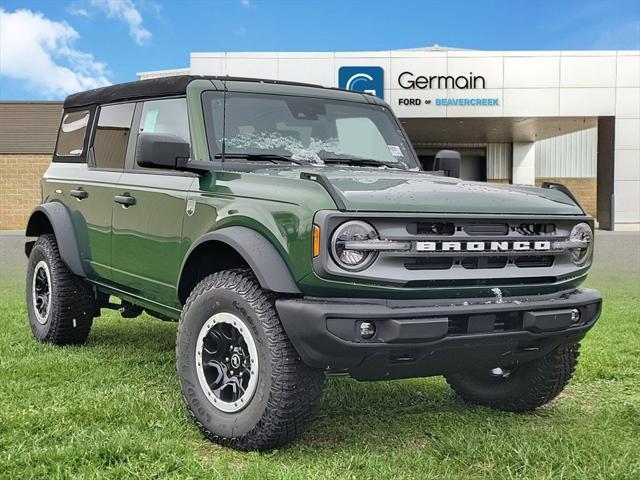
xmin=569 ymin=222 xmax=593 ymax=266
xmin=330 ymin=221 xmax=378 ymax=271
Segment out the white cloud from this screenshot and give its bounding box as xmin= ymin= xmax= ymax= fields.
xmin=68 ymin=5 xmax=90 ymax=17
xmin=90 ymin=0 xmax=151 ymax=45
xmin=233 ymin=26 xmax=247 ymax=35
xmin=0 ymin=8 xmax=111 ymax=98
xmin=240 ymin=0 xmax=251 ymax=8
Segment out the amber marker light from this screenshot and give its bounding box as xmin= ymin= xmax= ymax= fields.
xmin=312 ymin=225 xmax=321 ymax=257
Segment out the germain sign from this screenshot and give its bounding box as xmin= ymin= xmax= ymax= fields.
xmin=395 ymin=70 xmax=499 ymax=108
xmin=337 ymin=67 xmax=499 ymax=107
xmin=398 ymin=71 xmax=486 ymax=90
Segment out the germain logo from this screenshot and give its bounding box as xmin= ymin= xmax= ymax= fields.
xmin=415 ymin=241 xmax=552 ymax=252
xmin=338 ymin=66 xmax=384 ymax=99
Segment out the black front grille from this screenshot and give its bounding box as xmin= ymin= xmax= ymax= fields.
xmin=515 ymin=256 xmax=555 ymax=268
xmin=516 ymin=223 xmax=556 ymax=235
xmin=461 ymin=257 xmax=509 ymax=269
xmin=463 ymin=223 xmax=509 ymax=236
xmin=406 ymin=256 xmax=555 ymax=271
xmin=405 ymin=257 xmax=454 ymax=270
xmin=408 ymin=222 xmax=455 ymax=235
xmin=405 ymin=277 xmax=557 ymax=288
xmin=400 ymin=218 xmax=564 ymax=276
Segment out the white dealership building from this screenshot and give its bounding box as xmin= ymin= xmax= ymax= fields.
xmin=140 ymin=47 xmax=640 ymax=230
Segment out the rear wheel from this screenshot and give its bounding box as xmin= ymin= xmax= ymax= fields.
xmin=176 ymin=269 xmax=325 ymax=451
xmin=445 ymin=343 xmax=580 ymax=412
xmin=26 ymin=234 xmax=96 ymax=345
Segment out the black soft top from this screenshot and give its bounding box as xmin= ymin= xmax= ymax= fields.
xmin=63 ymin=75 xmax=330 ymax=109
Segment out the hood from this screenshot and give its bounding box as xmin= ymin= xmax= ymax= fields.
xmin=257 ymin=167 xmax=584 ymax=215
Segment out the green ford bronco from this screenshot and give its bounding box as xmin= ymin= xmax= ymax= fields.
xmin=25 ymin=76 xmax=601 ymax=451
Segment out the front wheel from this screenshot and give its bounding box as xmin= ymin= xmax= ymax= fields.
xmin=445 ymin=343 xmax=580 ymax=412
xmin=176 ymin=269 xmax=325 ymax=451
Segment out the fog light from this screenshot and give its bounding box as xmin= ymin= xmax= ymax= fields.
xmin=359 ymin=321 xmax=376 ymax=339
xmin=570 ymin=309 xmax=581 ymax=323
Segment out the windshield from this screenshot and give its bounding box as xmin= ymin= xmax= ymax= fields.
xmin=203 ymin=92 xmax=418 ymax=169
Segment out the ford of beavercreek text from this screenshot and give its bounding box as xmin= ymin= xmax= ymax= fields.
xmin=24 ymin=76 xmax=601 ymax=451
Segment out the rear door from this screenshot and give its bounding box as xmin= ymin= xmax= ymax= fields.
xmin=110 ymin=97 xmax=195 ymax=306
xmin=48 ymin=105 xmax=132 ymax=281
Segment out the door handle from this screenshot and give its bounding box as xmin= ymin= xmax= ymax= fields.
xmin=114 ymin=194 xmax=136 ymax=207
xmin=70 ymin=189 xmax=88 ymax=199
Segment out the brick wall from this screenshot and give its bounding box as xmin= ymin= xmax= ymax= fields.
xmin=535 ymin=178 xmax=597 ymax=218
xmin=0 ymin=154 xmax=51 ymax=230
xmin=488 ymin=178 xmax=596 ymax=217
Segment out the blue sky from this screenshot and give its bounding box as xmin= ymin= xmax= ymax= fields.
xmin=1 ymin=0 xmax=639 ymax=100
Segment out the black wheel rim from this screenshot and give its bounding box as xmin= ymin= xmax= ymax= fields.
xmin=32 ymin=260 xmax=51 ymax=325
xmin=195 ymin=312 xmax=258 ymax=412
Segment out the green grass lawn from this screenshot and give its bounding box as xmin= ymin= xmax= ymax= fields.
xmin=1 ymin=248 xmax=639 ymax=479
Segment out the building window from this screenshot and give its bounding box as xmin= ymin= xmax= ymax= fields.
xmin=55 ymin=110 xmax=90 ymax=156
xmin=93 ymin=103 xmax=135 ymax=169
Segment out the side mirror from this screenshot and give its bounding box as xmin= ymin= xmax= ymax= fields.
xmin=433 ymin=149 xmax=461 ymax=178
xmin=136 ymin=132 xmax=191 ymax=170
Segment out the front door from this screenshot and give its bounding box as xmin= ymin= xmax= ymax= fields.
xmin=110 ymin=98 xmax=195 ymax=307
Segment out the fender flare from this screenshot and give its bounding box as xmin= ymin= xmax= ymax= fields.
xmin=180 ymin=226 xmax=301 ymax=295
xmin=25 ymin=203 xmax=86 ymax=277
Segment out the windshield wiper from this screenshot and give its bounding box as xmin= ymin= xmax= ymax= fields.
xmin=215 ymin=153 xmax=303 ymax=165
xmin=322 ymin=157 xmax=403 ymax=169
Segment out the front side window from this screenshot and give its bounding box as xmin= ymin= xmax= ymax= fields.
xmin=203 ymin=92 xmax=418 ymax=169
xmin=139 ymin=98 xmax=190 ymax=144
xmin=93 ymin=103 xmax=135 ymax=169
xmin=56 ymin=110 xmax=89 ymax=156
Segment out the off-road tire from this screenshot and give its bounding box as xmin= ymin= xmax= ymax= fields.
xmin=445 ymin=343 xmax=580 ymax=412
xmin=26 ymin=234 xmax=95 ymax=345
xmin=176 ymin=269 xmax=325 ymax=451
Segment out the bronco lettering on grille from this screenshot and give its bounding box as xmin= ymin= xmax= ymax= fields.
xmin=415 ymin=241 xmax=552 ymax=252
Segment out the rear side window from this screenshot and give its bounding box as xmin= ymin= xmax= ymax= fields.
xmin=56 ymin=110 xmax=89 ymax=156
xmin=139 ymin=98 xmax=190 ymax=143
xmin=93 ymin=103 xmax=135 ymax=169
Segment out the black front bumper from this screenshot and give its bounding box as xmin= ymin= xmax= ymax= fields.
xmin=276 ymin=288 xmax=602 ymax=380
